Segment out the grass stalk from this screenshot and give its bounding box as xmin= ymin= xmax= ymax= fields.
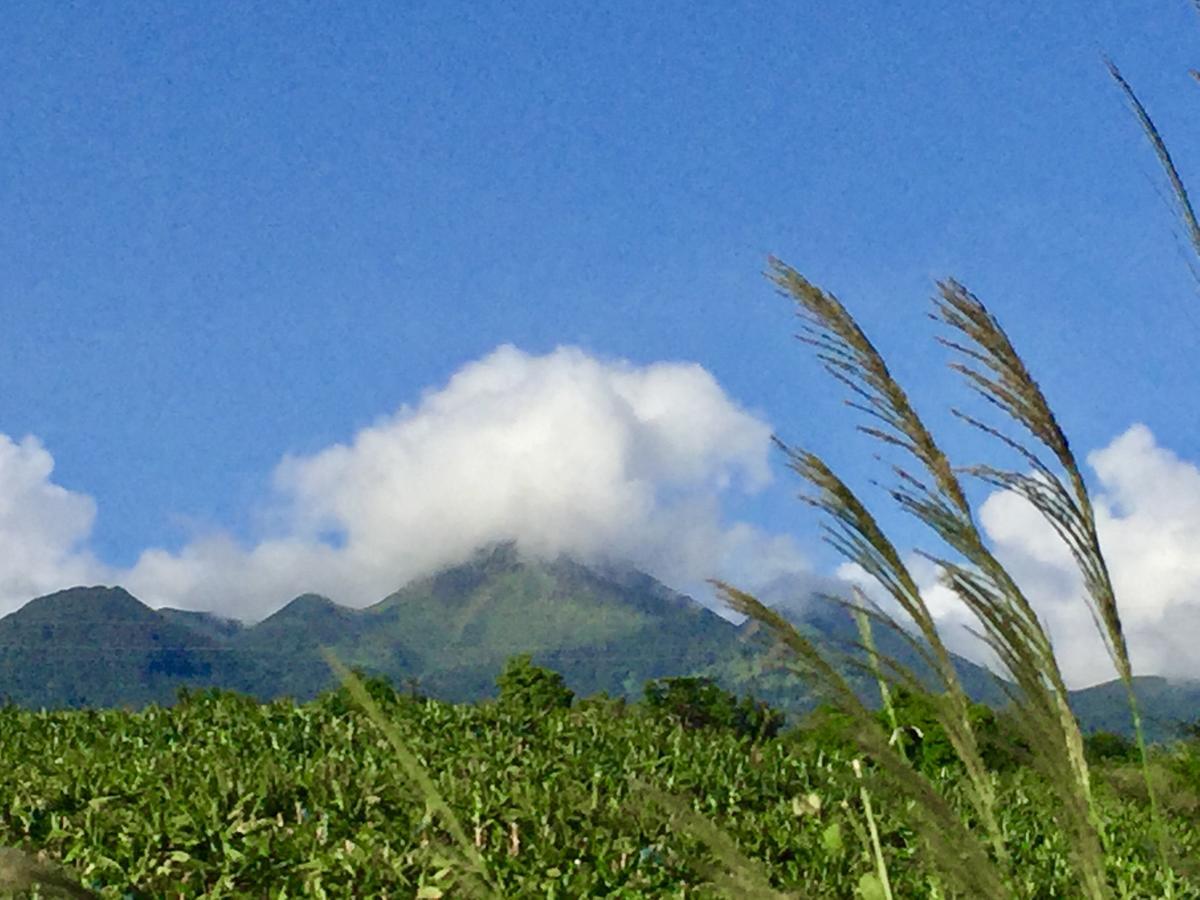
xmin=715 ymin=260 xmax=1194 ymax=897
xmin=851 ymin=758 xmax=894 ymax=900
xmin=1106 ymin=58 xmax=1200 ymax=270
xmin=320 ymin=648 xmax=500 ymax=899
xmin=850 ymin=589 xmax=905 ymax=765
xmin=627 ymin=777 xmax=792 ymax=899
xmin=1102 ymin=55 xmax=1196 ymax=893
xmin=714 ymin=581 xmax=1012 ymax=898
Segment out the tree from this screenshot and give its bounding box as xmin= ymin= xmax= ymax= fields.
xmin=642 ymin=675 xmax=784 ymax=741
xmin=322 ymin=667 xmax=402 ymax=717
xmin=878 ymin=687 xmax=1030 ymax=776
xmin=496 ymin=654 xmax=574 ymax=716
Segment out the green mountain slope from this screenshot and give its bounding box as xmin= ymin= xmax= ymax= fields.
xmin=1067 ymin=675 xmax=1200 ymax=744
xmin=766 ymin=595 xmax=1012 ymax=708
xmin=0 ymin=586 xmax=252 ymax=709
xmin=157 ymin=607 xmax=245 ymax=642
xmin=227 ymin=593 xmax=386 ymax=701
xmin=358 ymin=543 xmax=746 ymax=701
xmin=0 ymin=551 xmax=1194 ymax=742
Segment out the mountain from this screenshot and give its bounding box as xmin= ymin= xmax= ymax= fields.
xmin=742 ymin=592 xmax=1013 ymax=709
xmin=0 ymin=548 xmax=1194 ymax=742
xmin=1067 ymin=676 xmax=1200 ymax=744
xmin=226 ymin=593 xmax=379 ymax=700
xmin=0 ymin=587 xmax=255 ymax=709
xmin=359 ymin=543 xmax=748 ymax=702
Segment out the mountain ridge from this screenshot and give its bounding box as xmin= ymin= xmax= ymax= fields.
xmin=0 ymin=550 xmax=1195 ymax=741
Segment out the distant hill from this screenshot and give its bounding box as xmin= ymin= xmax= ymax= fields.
xmin=0 ymin=586 xmax=254 ymax=709
xmin=0 ymin=545 xmax=1195 ymax=742
xmin=1067 ymin=676 xmax=1200 ymax=743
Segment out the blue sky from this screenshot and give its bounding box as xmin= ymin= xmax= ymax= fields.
xmin=4 ymin=1 xmax=1200 ymax=686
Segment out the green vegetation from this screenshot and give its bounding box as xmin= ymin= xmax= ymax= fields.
xmin=0 ymin=670 xmax=1198 ymax=898
xmin=495 ymin=654 xmax=575 ymax=718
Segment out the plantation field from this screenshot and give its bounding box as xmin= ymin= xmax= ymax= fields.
xmin=3 ymin=673 xmax=1199 ymax=898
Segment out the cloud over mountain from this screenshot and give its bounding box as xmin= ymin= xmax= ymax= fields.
xmin=4 ymin=349 xmax=1199 ymax=692
xmin=117 ymin=345 xmax=810 ymax=620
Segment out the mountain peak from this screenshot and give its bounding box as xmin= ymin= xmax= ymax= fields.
xmin=284 ymin=592 xmax=336 ymax=610
xmin=255 ymin=593 xmax=344 ymax=626
xmin=7 ymin=585 xmax=153 ymax=624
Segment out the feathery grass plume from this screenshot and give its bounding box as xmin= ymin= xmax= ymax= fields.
xmin=713 ymin=581 xmax=1012 ymax=899
xmin=320 ymin=648 xmax=500 ymax=899
xmin=774 ymin=441 xmax=1008 ymax=870
xmin=0 ymin=845 xmax=99 ymax=898
xmin=1105 ymin=58 xmax=1200 ymax=272
xmin=745 ymin=260 xmax=1129 ymax=897
xmin=930 ymin=278 xmax=1179 ymax=895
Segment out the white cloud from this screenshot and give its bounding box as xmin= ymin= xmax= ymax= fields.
xmin=0 ymin=434 xmax=108 ymax=616
xmin=112 ymin=344 xmax=811 ymax=621
xmin=827 ymin=424 xmax=1200 ymax=689
xmin=978 ymin=423 xmax=1200 ymax=687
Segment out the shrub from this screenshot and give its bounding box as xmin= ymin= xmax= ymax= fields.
xmin=792 ymin=702 xmax=859 ymax=758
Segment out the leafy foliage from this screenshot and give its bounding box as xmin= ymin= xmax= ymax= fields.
xmin=878 ymin=687 xmax=1031 ymax=777
xmin=0 ymin=678 xmax=1198 ymax=897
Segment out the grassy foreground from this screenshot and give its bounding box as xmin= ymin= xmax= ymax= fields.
xmin=0 ymin=673 xmax=1198 ymax=898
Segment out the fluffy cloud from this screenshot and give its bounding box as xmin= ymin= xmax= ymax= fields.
xmin=8 ymin=344 xmax=1194 ymax=693
xmin=830 ymin=424 xmax=1200 ymax=689
xmin=0 ymin=435 xmax=108 ymax=616
xmin=115 ymin=345 xmax=810 ymax=621
xmin=976 ymin=423 xmax=1200 ymax=687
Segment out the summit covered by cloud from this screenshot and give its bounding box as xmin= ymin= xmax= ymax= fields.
xmin=0 ymin=344 xmax=1198 ymax=690
xmin=0 ymin=345 xmax=811 ymax=624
